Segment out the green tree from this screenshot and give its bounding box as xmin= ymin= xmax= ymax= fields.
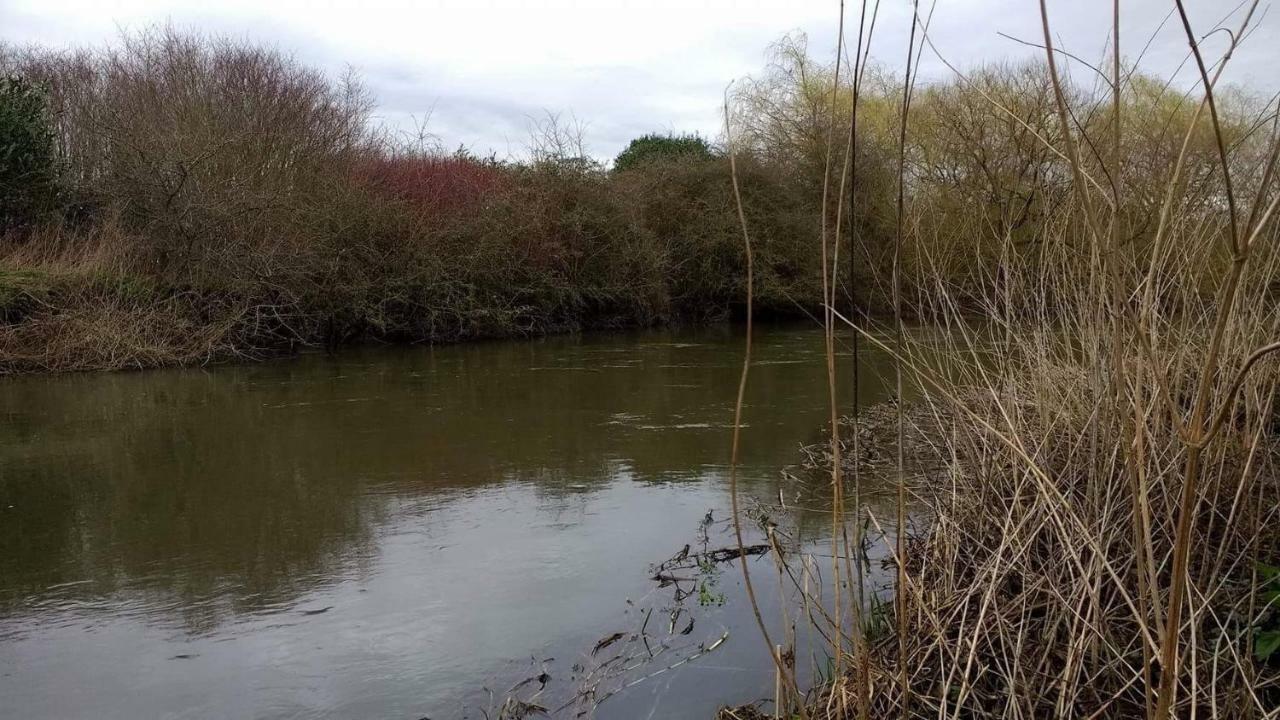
xmin=612 ymin=133 xmax=714 ymax=172
xmin=0 ymin=75 xmax=59 ymax=230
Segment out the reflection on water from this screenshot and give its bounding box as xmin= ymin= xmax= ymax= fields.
xmin=0 ymin=324 xmax=899 ymax=719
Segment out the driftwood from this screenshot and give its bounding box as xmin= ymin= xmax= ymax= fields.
xmin=651 ymin=543 xmax=771 ymax=579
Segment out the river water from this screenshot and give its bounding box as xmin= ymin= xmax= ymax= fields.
xmin=0 ymin=324 xmax=900 ymax=719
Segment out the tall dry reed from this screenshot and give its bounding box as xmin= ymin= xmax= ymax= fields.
xmin=725 ymin=1 xmax=1280 ymax=718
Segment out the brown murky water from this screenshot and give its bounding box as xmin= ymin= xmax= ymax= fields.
xmin=0 ymin=324 xmax=901 ymax=719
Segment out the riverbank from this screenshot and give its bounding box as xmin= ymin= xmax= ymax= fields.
xmin=0 ymin=258 xmax=822 ymax=374
xmin=727 ymin=344 xmax=1280 ymax=718
xmin=0 ymin=145 xmax=827 ymax=375
xmin=0 ymin=29 xmax=835 ymax=375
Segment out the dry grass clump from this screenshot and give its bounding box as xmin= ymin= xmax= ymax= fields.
xmin=867 ymin=3 xmax=1280 ymax=713
xmin=835 ymin=334 xmax=1280 ymax=717
xmin=770 ymin=204 xmax=1280 ymax=717
xmin=719 ymin=2 xmax=1280 ymax=718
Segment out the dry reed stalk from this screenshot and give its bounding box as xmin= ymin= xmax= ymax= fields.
xmin=724 ymin=83 xmax=811 ymax=720
xmin=891 ymin=1 xmax=922 ymax=714
xmin=840 ymin=3 xmax=881 ymax=716
xmin=818 ymin=4 xmax=851 ymax=715
xmin=748 ymin=4 xmax=1280 ymax=719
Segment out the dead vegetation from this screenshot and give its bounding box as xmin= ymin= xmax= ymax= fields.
xmin=720 ymin=1 xmax=1280 ymax=718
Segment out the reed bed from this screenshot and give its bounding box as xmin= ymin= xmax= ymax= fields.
xmin=724 ymin=1 xmax=1280 ymax=718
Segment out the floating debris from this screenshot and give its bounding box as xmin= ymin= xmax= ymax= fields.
xmin=591 ymin=632 xmax=625 ymax=656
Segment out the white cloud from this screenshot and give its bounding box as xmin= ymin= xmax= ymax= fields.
xmin=2 ymin=0 xmax=1275 ymax=161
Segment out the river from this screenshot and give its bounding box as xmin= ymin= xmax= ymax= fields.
xmin=0 ymin=324 xmax=900 ymax=719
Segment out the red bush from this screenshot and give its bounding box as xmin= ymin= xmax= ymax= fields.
xmin=353 ymin=155 xmax=508 ymax=218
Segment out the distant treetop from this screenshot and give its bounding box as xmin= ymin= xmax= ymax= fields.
xmin=612 ymin=133 xmax=715 ymax=172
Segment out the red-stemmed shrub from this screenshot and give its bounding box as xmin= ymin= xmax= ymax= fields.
xmin=352 ymin=154 xmax=508 ymax=221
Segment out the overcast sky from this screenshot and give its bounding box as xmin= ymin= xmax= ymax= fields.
xmin=2 ymin=1 xmax=1276 ymax=161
